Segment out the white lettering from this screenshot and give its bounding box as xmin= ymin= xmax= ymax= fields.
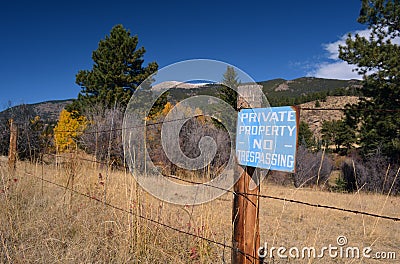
xmin=288 ymin=126 xmax=296 ymax=136
xmin=270 ymin=112 xmax=279 ymax=122
xmin=240 ymin=113 xmax=248 ymax=122
xmin=249 ymin=112 xmax=257 ymax=122
xmin=288 ymin=111 xmax=295 ymax=121
xmin=238 ymin=151 xmax=295 ymax=168
xmin=254 ymin=139 xmax=262 ymax=150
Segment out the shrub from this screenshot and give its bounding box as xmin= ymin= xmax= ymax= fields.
xmin=79 ymin=104 xmax=124 ymax=166
xmin=341 ymin=151 xmax=400 ymax=194
xmin=292 ymin=146 xmax=333 ymax=188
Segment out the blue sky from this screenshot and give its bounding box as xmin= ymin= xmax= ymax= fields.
xmin=0 ymin=0 xmax=366 ymax=109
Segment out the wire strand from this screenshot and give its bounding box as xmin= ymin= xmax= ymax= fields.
xmin=40 ymin=153 xmax=400 ymax=222
xmin=21 ymin=170 xmax=258 ymax=263
xmin=40 ymin=106 xmax=400 ymax=134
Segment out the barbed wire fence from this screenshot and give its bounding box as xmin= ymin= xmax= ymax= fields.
xmin=16 ymin=153 xmax=400 ymax=263
xmin=20 ymin=152 xmax=400 ymax=223
xmin=2 ymin=106 xmax=400 ymax=263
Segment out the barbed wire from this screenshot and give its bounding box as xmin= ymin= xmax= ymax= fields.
xmin=244 ymin=193 xmax=400 ymax=222
xmin=164 ymin=175 xmax=400 ymax=222
xmin=299 ymin=107 xmax=400 ymax=112
xmin=21 ymin=170 xmax=257 ymax=263
xmin=5 ymin=106 xmax=394 ymax=135
xmin=3 ymin=147 xmax=397 ymax=264
xmin=5 ymin=105 xmax=400 ymax=135
xmin=15 ymin=156 xmax=400 ymax=264
xmin=42 ymin=153 xmax=258 ymax=207
xmin=5 ymin=105 xmax=400 ymax=222
xmin=41 ymin=153 xmax=400 ymax=222
xmin=52 ymin=111 xmax=228 ymax=134
xmin=32 ymin=106 xmax=400 ymax=135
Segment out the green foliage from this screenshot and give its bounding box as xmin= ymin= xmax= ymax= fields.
xmin=70 ymin=24 xmax=158 ymax=112
xmin=321 ymin=120 xmax=355 ymax=153
xmin=218 ymin=66 xmax=239 ymax=110
xmin=298 ymin=121 xmax=315 ymax=148
xmin=339 ymin=0 xmax=400 ymax=160
xmin=147 ymin=91 xmax=169 ymax=119
xmin=332 ymin=176 xmax=348 ymax=193
xmin=259 ymin=77 xmax=362 ymax=106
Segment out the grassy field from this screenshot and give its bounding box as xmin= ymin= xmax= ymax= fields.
xmin=0 ymin=157 xmax=399 ymax=263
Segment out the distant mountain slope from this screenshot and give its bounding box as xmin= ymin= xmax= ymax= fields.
xmin=0 ymin=99 xmax=73 ymax=123
xmin=0 ymin=77 xmax=362 ymax=124
xmin=258 ymin=77 xmax=361 ymax=105
xmin=260 ymin=77 xmax=361 ymax=95
xmin=165 ymin=77 xmax=362 ymax=106
xmin=299 ymin=96 xmax=360 ymax=138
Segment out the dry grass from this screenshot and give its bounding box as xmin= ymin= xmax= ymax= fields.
xmin=0 ymin=157 xmax=399 ymax=263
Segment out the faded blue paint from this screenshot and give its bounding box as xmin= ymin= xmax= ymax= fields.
xmin=236 ymin=106 xmax=298 ymax=172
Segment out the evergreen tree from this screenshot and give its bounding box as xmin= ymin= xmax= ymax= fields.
xmin=321 ymin=120 xmax=355 ymax=153
xmin=70 ymin=24 xmax=158 ymax=112
xmin=298 ymin=121 xmax=315 ymax=148
xmin=219 ymin=66 xmax=239 ymax=110
xmin=339 ymin=0 xmax=400 ymax=160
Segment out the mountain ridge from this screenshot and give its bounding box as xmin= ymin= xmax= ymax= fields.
xmin=0 ymin=99 xmax=73 ymax=124
xmin=0 ymin=77 xmax=362 ymax=123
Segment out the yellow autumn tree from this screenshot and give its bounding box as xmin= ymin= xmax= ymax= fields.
xmin=194 ymin=107 xmax=206 ymax=124
xmin=54 ymin=109 xmax=87 ymax=153
xmin=161 ymin=102 xmax=174 ymax=116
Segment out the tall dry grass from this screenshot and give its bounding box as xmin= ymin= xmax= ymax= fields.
xmin=0 ymin=157 xmax=225 ymax=263
xmin=0 ymin=156 xmax=399 ymax=263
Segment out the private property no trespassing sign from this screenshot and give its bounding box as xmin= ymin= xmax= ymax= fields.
xmin=236 ymin=106 xmax=299 ymax=172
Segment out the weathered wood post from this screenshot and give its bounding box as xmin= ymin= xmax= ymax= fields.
xmin=232 ymin=85 xmax=262 ymax=264
xmin=8 ymin=119 xmax=18 ymax=177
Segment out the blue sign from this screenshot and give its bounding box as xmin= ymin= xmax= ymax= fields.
xmin=236 ymin=106 xmax=298 ymax=172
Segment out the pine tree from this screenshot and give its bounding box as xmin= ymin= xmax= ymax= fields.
xmin=70 ymin=24 xmax=158 ymax=112
xmin=298 ymin=121 xmax=315 ymax=148
xmin=339 ymin=0 xmax=400 ymax=160
xmin=218 ymin=66 xmax=239 ymax=110
xmin=321 ymin=120 xmax=356 ymax=153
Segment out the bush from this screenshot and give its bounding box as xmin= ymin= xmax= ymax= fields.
xmin=292 ymin=146 xmax=333 ymax=188
xmin=0 ymin=104 xmax=52 ymax=161
xmin=341 ymin=151 xmax=400 ymax=194
xmin=79 ymin=104 xmax=124 ymax=166
xmin=147 ymin=115 xmax=231 ymax=178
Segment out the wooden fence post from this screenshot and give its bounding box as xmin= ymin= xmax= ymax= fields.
xmin=232 ymin=85 xmax=262 ymax=264
xmin=8 ymin=119 xmax=18 ymax=177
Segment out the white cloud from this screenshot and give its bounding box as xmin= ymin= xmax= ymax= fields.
xmin=309 ymin=29 xmax=372 ymax=80
xmin=309 ymin=28 xmax=400 ymax=80
xmin=308 ymin=61 xmax=361 ymax=80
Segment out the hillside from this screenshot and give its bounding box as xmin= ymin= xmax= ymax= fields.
xmin=259 ymin=77 xmax=361 ymax=96
xmin=299 ymin=96 xmax=359 ymax=137
xmin=0 ymin=77 xmax=362 ymax=124
xmin=165 ymin=77 xmax=361 ymax=106
xmin=258 ymin=77 xmax=361 ymax=105
xmin=0 ymin=99 xmax=73 ymax=123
